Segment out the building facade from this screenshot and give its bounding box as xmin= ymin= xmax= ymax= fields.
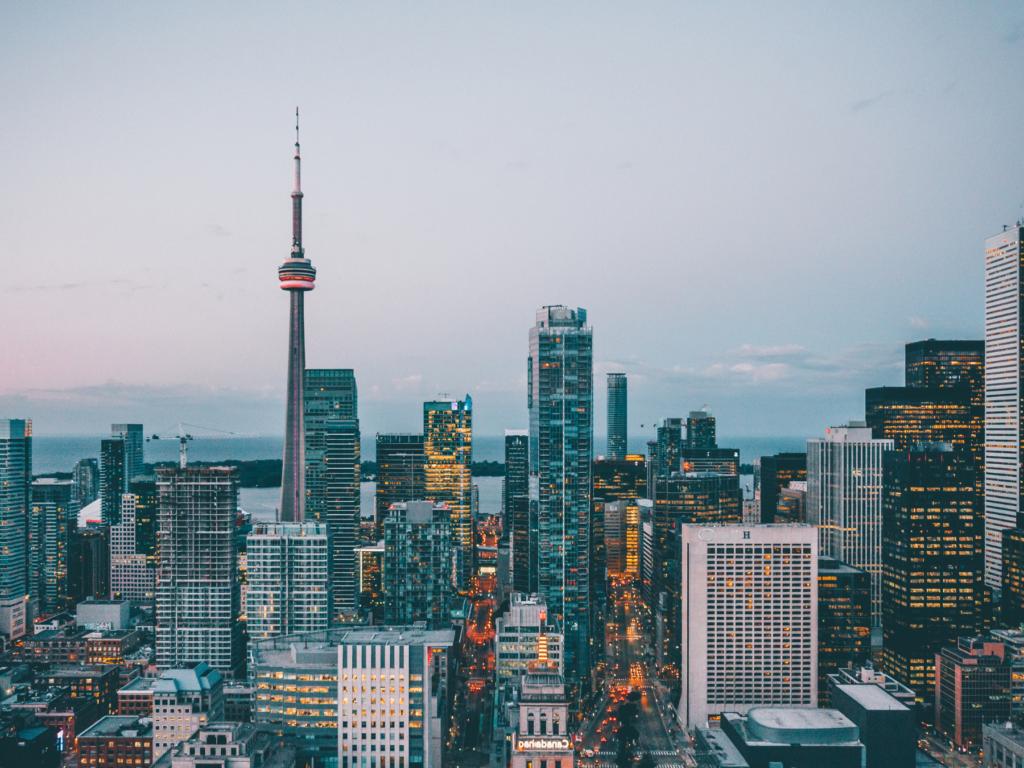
xmin=655 ymin=418 xmax=684 ymax=479
xmin=74 ymin=458 xmax=100 ymax=509
xmin=374 ymin=434 xmax=425 ymax=537
xmin=686 ymin=410 xmax=716 ymax=450
xmin=151 ymin=663 xmax=225 ymax=757
xmin=382 ymin=501 xmax=452 ymax=629
xmin=882 ymin=445 xmax=981 ymax=704
xmin=31 ymin=479 xmax=77 ymax=614
xmin=510 ymin=673 xmax=573 ymax=768
xmin=503 ymin=431 xmax=529 ymax=539
xmin=529 ymin=306 xmax=593 ymax=683
xmin=985 ymin=225 xmax=1024 ymax=588
xmin=110 ymin=493 xmax=156 ymax=604
xmin=592 ymin=456 xmax=647 ymax=502
xmin=676 ymin=524 xmax=818 ymax=729
xmin=77 ymin=715 xmax=153 ymax=768
xmin=818 ymin=557 xmax=872 ymax=707
xmin=246 ymin=522 xmax=330 ymax=638
xmin=757 ymin=453 xmax=806 ymax=525
xmin=495 ymin=594 xmax=564 ymax=688
xmin=305 ymin=368 xmax=360 ymax=619
xmin=606 ymin=373 xmax=627 ymax=461
xmin=155 ymin=467 xmax=241 ymax=675
xmin=808 ymin=421 xmax=893 ymax=626
xmin=935 ymin=636 xmax=1012 ymax=749
xmin=424 ymin=398 xmax=473 ymax=593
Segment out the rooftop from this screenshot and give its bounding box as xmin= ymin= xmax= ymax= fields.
xmin=119 ymin=677 xmax=160 ymax=694
xmin=79 ymin=715 xmax=153 ymax=739
xmin=727 ymin=708 xmax=860 ymax=746
xmin=983 ymin=721 xmax=1024 ymax=748
xmin=696 ymin=728 xmax=748 ymax=768
xmin=835 ymin=683 xmax=908 ymax=711
xmin=154 ymin=662 xmax=222 ymax=694
xmin=250 ymin=626 xmax=457 ymax=668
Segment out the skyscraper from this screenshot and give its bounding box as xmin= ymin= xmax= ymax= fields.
xmin=593 ymin=455 xmax=647 ymax=501
xmin=111 ymin=424 xmax=144 ymax=484
xmin=100 ymin=438 xmax=125 ymax=527
xmin=656 ymin=418 xmax=683 ymax=477
xmin=156 ymin=466 xmax=241 ymax=675
xmin=30 ymin=479 xmax=77 ymax=614
xmin=304 ymin=368 xmax=360 ymax=619
xmin=758 ymin=453 xmax=807 ymax=525
xmin=0 ymin=419 xmax=31 ymax=640
xmin=529 ymin=305 xmax=593 ymax=682
xmin=129 ymin=475 xmax=158 ymax=571
xmin=374 ymin=434 xmax=425 ymax=536
xmin=906 ymin=339 xmax=984 ymax=391
xmin=279 ymin=110 xmax=317 ymax=524
xmin=111 ymin=492 xmax=156 ymax=603
xmin=382 ymin=501 xmax=452 ymax=628
xmin=817 ymin=557 xmax=871 ymax=707
xmin=985 ymin=224 xmax=1024 ymax=587
xmin=73 ymin=458 xmax=99 ymax=508
xmin=246 ymin=522 xmax=330 ymax=638
xmin=676 ymin=524 xmax=818 ymax=729
xmin=882 ymin=444 xmax=981 ymax=703
xmin=686 ymin=409 xmax=716 ymax=449
xmin=503 ymin=429 xmax=528 ymax=537
xmin=424 ymin=397 xmax=473 ymax=592
xmin=511 ymin=495 xmax=536 ymax=594
xmin=606 ymin=372 xmax=627 ymax=461
xmin=807 ymin=421 xmax=892 ymax=626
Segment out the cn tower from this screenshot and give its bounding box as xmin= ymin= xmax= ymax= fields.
xmin=278 ymin=108 xmax=315 ymax=522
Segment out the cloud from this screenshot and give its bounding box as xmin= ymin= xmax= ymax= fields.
xmin=391 ymin=375 xmax=422 ymax=392
xmin=851 ymin=90 xmax=894 ymax=112
xmin=909 ymin=316 xmax=927 ymax=329
xmin=209 ymin=224 xmax=232 ymax=238
xmin=732 ymin=343 xmax=807 ymax=358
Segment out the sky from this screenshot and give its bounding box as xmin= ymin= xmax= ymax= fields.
xmin=2 ymin=2 xmax=1023 ymax=441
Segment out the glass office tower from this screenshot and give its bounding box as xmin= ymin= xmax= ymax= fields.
xmin=606 ymin=373 xmax=627 ymax=460
xmin=424 ymin=397 xmax=473 ymax=593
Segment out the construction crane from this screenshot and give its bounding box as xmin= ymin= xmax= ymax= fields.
xmin=147 ymin=423 xmax=260 ymax=468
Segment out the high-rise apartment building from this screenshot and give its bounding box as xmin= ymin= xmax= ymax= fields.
xmin=110 ymin=493 xmax=155 ymax=604
xmin=494 ymin=593 xmax=565 ymax=686
xmin=593 ymin=456 xmax=647 ymax=501
xmin=511 ymin=495 xmax=535 ymax=594
xmin=529 ymin=305 xmax=593 ymax=681
xmin=100 ymin=439 xmax=126 ymax=527
xmin=818 ymin=557 xmax=871 ymax=707
xmin=985 ymin=225 xmax=1024 ymax=587
xmin=882 ymin=445 xmax=981 ymax=703
xmin=112 ymin=424 xmax=145 ymax=484
xmin=73 ymin=458 xmax=99 ymax=508
xmin=305 ymin=368 xmax=360 ymax=619
xmin=69 ymin=525 xmax=110 ymax=604
xmin=382 ymin=501 xmax=452 ymax=629
xmin=0 ymin=419 xmax=31 ymax=640
xmin=686 ymin=409 xmax=716 ymax=449
xmin=676 ymin=524 xmax=818 ymax=729
xmin=30 ymin=479 xmax=77 ymax=614
xmin=656 ymin=418 xmax=683 ymax=478
xmin=374 ymin=434 xmax=425 ymax=536
xmin=757 ymin=453 xmax=806 ymax=524
xmin=503 ymin=430 xmax=528 ymax=536
xmin=424 ymin=398 xmax=473 ymax=593
xmin=646 ymin=440 xmax=658 ymax=492
xmin=808 ymin=421 xmax=893 ymax=626
xmin=246 ymin=522 xmax=330 ymax=638
xmin=607 ymin=373 xmax=627 ymax=461
xmin=129 ymin=476 xmax=158 ymax=571
xmin=155 ymin=466 xmax=241 ymax=675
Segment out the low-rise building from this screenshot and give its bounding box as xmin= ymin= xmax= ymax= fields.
xmin=152 ymin=722 xmax=295 ymax=768
xmin=77 ymin=600 xmax=130 ymax=631
xmin=87 ymin=629 xmax=141 ymax=664
xmin=223 ymin=684 xmax=253 ymax=723
xmin=119 ymin=677 xmax=160 ymax=717
xmin=826 ymin=666 xmax=916 ymax=710
xmin=830 ymin=684 xmax=915 ymax=768
xmin=38 ymin=665 xmax=121 ymax=720
xmin=1 ymin=685 xmax=96 ymax=753
xmin=21 ymin=628 xmax=91 ymax=664
xmin=509 ymin=673 xmax=572 ymax=768
xmin=151 ymin=663 xmax=224 ymax=757
xmin=77 ymin=715 xmax=154 ymax=768
xmin=991 ymin=627 xmax=1024 ymax=723
xmin=983 ymin=720 xmax=1024 ymax=768
xmin=936 ymin=637 xmax=1012 ymax=749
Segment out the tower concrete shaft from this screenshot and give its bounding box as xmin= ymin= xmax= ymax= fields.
xmin=279 ymin=108 xmax=315 ymax=522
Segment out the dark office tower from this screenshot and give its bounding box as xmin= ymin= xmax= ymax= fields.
xmin=129 ymin=476 xmax=158 ymax=570
xmin=111 ymin=424 xmax=144 ymax=483
xmin=382 ymin=501 xmax=452 ymax=629
xmin=424 ymin=397 xmax=473 ymax=593
xmin=100 ymin=439 xmax=126 ymax=527
xmin=906 ymin=339 xmax=985 ymax=391
xmin=686 ymin=409 xmax=716 ymax=449
xmin=31 ymin=480 xmax=77 ymax=614
xmin=73 ymin=458 xmax=99 ymax=508
xmin=656 ymin=419 xmax=683 ymax=477
xmin=646 ymin=440 xmax=658 ymax=496
xmin=589 ymin=495 xmax=607 ymax=645
xmin=866 ymin=387 xmax=975 ymax=453
xmin=503 ymin=430 xmax=529 ymax=537
xmin=529 ymin=305 xmax=593 ymax=682
xmin=680 ymin=447 xmax=740 ymax=476
xmin=511 ymin=496 xmax=537 ymax=594
xmin=156 ymin=466 xmax=241 ymax=674
xmin=375 ymin=434 xmax=425 ymax=537
xmin=1003 ymin=528 xmax=1024 ymax=626
xmin=882 ymin=445 xmax=980 ymax=704
xmin=593 ymin=455 xmax=647 ymax=501
xmin=0 ymin=420 xmax=31 ymax=639
xmin=758 ymin=453 xmax=807 ymax=524
xmin=818 ymin=557 xmax=872 ymax=707
xmin=607 ymin=373 xmax=627 ymax=461
xmin=69 ymin=525 xmax=110 ymax=604
xmin=304 ymin=369 xmax=360 ymax=618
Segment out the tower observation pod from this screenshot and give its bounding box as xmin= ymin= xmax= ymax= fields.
xmin=279 ymin=108 xmax=315 ymax=523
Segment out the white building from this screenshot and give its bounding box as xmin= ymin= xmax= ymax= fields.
xmin=337 ymin=625 xmax=456 ymax=768
xmin=510 ymin=673 xmax=573 ymax=768
xmin=495 ymin=593 xmax=564 ymax=687
xmin=807 ymin=421 xmax=892 ymax=625
xmin=111 ymin=493 xmax=156 ymax=603
xmin=985 ymin=224 xmax=1024 ymax=588
xmin=676 ymin=524 xmax=818 ymax=729
xmin=152 ymin=661 xmax=225 ymax=757
xmin=246 ymin=522 xmax=330 ymax=638
xmin=0 ymin=419 xmax=30 ymax=641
